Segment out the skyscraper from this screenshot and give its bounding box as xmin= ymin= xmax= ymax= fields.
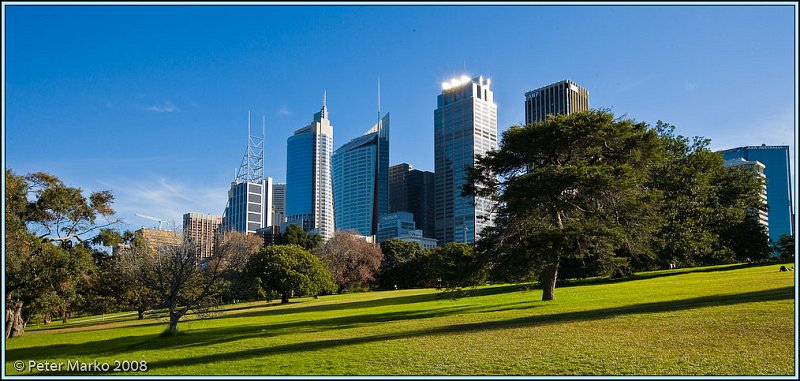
xmin=524 ymin=79 xmax=589 ymax=124
xmin=222 ymin=113 xmax=273 ymax=234
xmin=719 ymin=145 xmax=794 ymax=243
xmin=272 ymin=183 xmax=286 ymax=226
xmin=285 ymin=93 xmax=335 ymax=241
xmin=332 ymin=113 xmax=390 ymax=237
xmin=388 ymin=163 xmax=435 ymax=238
xmin=434 ymin=75 xmax=498 ymax=244
xmin=183 ymin=212 xmax=222 ymax=260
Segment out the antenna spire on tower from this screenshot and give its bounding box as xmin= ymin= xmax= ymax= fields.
xmin=234 ymin=111 xmax=265 ymax=184
xmin=262 ymin=115 xmax=266 ymax=180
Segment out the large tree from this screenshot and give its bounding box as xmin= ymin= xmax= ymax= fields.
xmin=427 ymin=242 xmax=485 ymax=289
xmin=275 ymin=224 xmax=322 ymax=251
xmin=377 ymin=239 xmax=428 ymax=290
xmin=126 ymin=231 xmax=259 ymax=334
xmin=244 ymin=245 xmax=337 ymax=303
xmin=215 ymin=231 xmax=264 ymax=304
xmin=648 ymin=123 xmax=771 ymax=267
xmin=315 ymin=231 xmax=383 ymax=292
xmin=466 ymin=110 xmax=663 ymax=301
xmin=5 ymin=170 xmax=117 ymax=337
xmin=81 ymin=229 xmax=137 ymax=317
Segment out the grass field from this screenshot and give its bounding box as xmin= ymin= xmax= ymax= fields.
xmin=4 ymin=263 xmax=796 ymax=376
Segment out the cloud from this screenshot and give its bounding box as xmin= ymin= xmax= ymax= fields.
xmin=97 ymin=176 xmax=229 ymax=231
xmin=685 ymin=82 xmax=698 ymax=91
xmin=144 ymin=101 xmax=180 ymax=113
xmin=278 ymin=106 xmax=290 ymax=116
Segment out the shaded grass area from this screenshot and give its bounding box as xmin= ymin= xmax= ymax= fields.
xmin=5 ymin=263 xmax=796 ymax=376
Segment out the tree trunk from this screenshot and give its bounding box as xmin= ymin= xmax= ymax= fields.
xmin=166 ymin=298 xmax=181 ymax=334
xmin=5 ymin=300 xmax=25 ymax=338
xmin=62 ymin=310 xmax=70 ymax=324
xmin=168 ymin=314 xmax=180 ymax=333
xmin=281 ymin=292 xmax=289 ymax=304
xmin=541 ymin=262 xmax=560 ymax=301
xmin=137 ymin=308 xmax=146 ymax=320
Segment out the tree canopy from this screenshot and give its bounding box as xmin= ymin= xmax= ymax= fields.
xmin=774 ymin=234 xmax=795 ymax=262
xmin=649 ymin=122 xmax=771 ymax=266
xmin=276 ymin=224 xmax=322 ymax=251
xmin=5 ymin=169 xmax=119 ymax=337
xmin=315 ymin=231 xmax=383 ymax=292
xmin=377 ymin=239 xmax=428 ymax=289
xmin=244 ymin=244 xmax=337 ymax=303
xmin=466 ymin=110 xmax=665 ymax=300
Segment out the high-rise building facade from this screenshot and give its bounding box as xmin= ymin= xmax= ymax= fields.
xmin=332 ymin=113 xmax=390 ymax=237
xmin=223 ymin=178 xmax=273 ymax=234
xmin=285 ymin=95 xmax=335 ymax=241
xmin=133 ymin=228 xmax=182 ymax=250
xmin=388 ymin=163 xmax=435 ymax=238
xmin=222 ymin=114 xmax=273 ymax=234
xmin=723 ymin=158 xmax=769 ymax=231
xmin=377 ymin=211 xmax=437 ymax=249
xmin=183 ymin=212 xmax=222 ymax=260
xmin=434 ymin=75 xmax=498 ymax=244
xmin=719 ymin=145 xmax=794 ymax=243
xmin=525 ymin=79 xmax=589 ymax=124
xmin=272 ymin=183 xmax=286 ymax=226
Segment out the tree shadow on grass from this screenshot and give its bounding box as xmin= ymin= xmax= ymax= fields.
xmin=142 ymin=286 xmax=795 ymax=374
xmin=220 ymin=284 xmax=529 ymax=320
xmin=557 ymin=262 xmax=776 ymax=289
xmin=10 ymin=286 xmax=792 ymax=375
xmin=6 ymin=299 xmax=534 ymax=364
xmin=26 ymin=317 xmax=166 ymax=334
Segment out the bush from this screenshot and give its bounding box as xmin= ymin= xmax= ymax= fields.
xmin=243 ymin=244 xmax=337 ymax=304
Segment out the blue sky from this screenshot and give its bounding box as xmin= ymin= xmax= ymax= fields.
xmin=4 ymin=4 xmax=796 ymax=232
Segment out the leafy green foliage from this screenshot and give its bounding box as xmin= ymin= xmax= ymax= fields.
xmin=466 ymin=110 xmax=663 ymax=300
xmin=22 ymin=172 xmax=118 ymax=244
xmin=275 ymin=224 xmax=322 ymax=251
xmin=648 ymin=123 xmax=771 ymax=267
xmin=774 ymin=234 xmax=795 ymax=262
xmin=244 ymin=245 xmax=336 ymax=303
xmin=427 ymin=242 xmax=484 ymax=289
xmin=5 ymin=169 xmax=118 ymax=337
xmin=377 ymin=239 xmax=429 ymax=289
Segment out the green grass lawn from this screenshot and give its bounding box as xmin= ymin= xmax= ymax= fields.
xmin=5 ymin=263 xmax=796 ymax=376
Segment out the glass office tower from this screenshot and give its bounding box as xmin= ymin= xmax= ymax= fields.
xmin=285 ymin=95 xmax=335 ymax=241
xmin=272 ymin=183 xmax=286 ymax=226
xmin=388 ymin=163 xmax=435 ymax=238
xmin=719 ymin=145 xmax=794 ymax=243
xmin=434 ymin=75 xmax=498 ymax=244
xmin=332 ymin=113 xmax=390 ymax=237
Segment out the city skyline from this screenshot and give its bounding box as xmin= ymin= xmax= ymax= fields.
xmin=4 ymin=4 xmax=796 ymax=232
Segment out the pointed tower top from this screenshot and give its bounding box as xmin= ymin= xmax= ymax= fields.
xmin=316 ymin=89 xmax=328 ymax=121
